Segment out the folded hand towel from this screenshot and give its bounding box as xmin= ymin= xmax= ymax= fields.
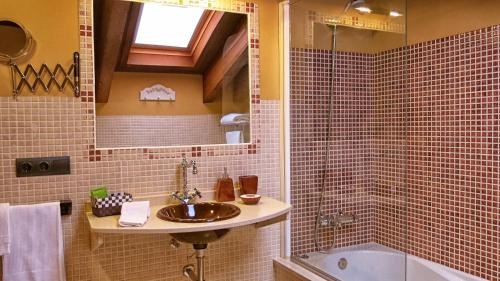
xmin=0 ymin=203 xmax=10 ymax=256
xmin=3 ymin=202 xmax=66 ymax=281
xmin=118 ymin=201 xmax=151 ymax=227
xmin=220 ymin=113 xmax=250 ymax=125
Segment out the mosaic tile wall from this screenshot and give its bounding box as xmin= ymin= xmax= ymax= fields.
xmin=388 ymin=26 xmax=498 ymax=281
xmin=0 ymin=1 xmax=284 ymax=281
xmin=289 ymin=49 xmax=375 ymax=255
xmin=96 ymin=115 xmax=226 ymax=147
xmin=0 ymin=97 xmax=281 ymax=281
xmin=290 ymin=25 xmax=500 ymax=281
xmin=372 ymin=46 xmax=407 ymax=253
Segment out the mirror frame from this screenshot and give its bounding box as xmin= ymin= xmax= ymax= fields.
xmin=0 ymin=19 xmax=36 ymax=64
xmin=80 ymin=0 xmax=261 ymax=159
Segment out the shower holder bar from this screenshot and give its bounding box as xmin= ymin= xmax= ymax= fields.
xmin=9 ymin=52 xmax=81 ymax=99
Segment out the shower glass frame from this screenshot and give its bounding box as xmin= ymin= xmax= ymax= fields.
xmin=286 ymin=0 xmax=408 ymax=280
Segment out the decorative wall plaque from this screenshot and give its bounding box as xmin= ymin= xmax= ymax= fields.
xmin=139 ymin=84 xmax=176 ymax=101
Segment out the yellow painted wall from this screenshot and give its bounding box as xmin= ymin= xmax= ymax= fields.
xmin=96 ymin=72 xmax=222 ymax=116
xmin=0 ymin=0 xmax=79 ymax=96
xmin=290 ymin=0 xmax=405 ymax=53
xmin=256 ymin=0 xmax=281 ymax=100
xmin=221 ymin=66 xmax=250 ymax=114
xmin=97 ymin=70 xmax=252 ymax=116
xmin=3 ymin=0 xmax=500 ymax=98
xmin=291 ymin=0 xmax=500 ymax=53
xmin=407 ymin=0 xmax=500 ymax=45
xmin=312 ymin=22 xmax=405 ymax=53
xmin=0 ymin=0 xmax=281 ymax=100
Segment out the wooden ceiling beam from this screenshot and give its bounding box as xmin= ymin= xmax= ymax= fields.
xmin=127 ymin=49 xmax=195 ymax=68
xmin=203 ymin=21 xmax=248 ymax=103
xmin=117 ymin=3 xmax=141 ymax=70
xmin=94 ymin=0 xmax=131 ymax=103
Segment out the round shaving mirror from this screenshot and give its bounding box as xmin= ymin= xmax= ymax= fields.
xmin=0 ymin=19 xmax=35 ymax=63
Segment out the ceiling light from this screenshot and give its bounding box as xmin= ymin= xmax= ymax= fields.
xmin=355 ymin=6 xmax=372 ymax=13
xmin=389 ymin=11 xmax=403 ymax=17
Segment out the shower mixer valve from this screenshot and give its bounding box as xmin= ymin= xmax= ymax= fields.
xmin=319 ymin=210 xmax=357 ymax=228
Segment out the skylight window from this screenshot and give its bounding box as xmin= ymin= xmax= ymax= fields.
xmin=135 ymin=4 xmax=205 ymax=48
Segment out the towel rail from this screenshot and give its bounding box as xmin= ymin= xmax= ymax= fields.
xmin=60 ymin=200 xmax=72 ymax=216
xmin=3 ymin=200 xmax=72 ymax=216
xmin=9 ymin=52 xmax=81 ymax=99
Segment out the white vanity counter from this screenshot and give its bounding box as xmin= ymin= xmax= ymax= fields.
xmin=86 ymin=196 xmax=291 ymax=235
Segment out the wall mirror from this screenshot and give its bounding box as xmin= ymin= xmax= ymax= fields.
xmin=0 ymin=19 xmax=35 ymax=63
xmin=93 ymin=0 xmax=251 ymax=148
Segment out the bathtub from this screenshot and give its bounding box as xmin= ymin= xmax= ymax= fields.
xmin=286 ymin=243 xmax=485 ymax=281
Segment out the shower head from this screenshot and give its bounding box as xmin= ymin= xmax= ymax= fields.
xmin=342 ymin=0 xmax=366 ymax=13
xmin=343 ymin=0 xmax=403 ymax=17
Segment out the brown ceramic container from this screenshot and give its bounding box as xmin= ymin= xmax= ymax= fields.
xmin=239 ymin=175 xmax=258 ymax=194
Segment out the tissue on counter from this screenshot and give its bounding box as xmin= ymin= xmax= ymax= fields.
xmin=118 ymin=201 xmax=151 ymax=227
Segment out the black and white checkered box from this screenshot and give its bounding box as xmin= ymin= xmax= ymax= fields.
xmin=91 ymin=192 xmax=133 ymax=217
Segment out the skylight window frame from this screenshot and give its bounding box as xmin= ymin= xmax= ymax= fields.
xmin=132 ymin=4 xmax=210 ymax=52
xmin=118 ymin=7 xmax=245 ymax=74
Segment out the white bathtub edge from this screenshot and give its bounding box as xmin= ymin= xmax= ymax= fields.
xmin=274 ymin=257 xmax=329 ymax=281
xmin=282 ymin=243 xmax=487 ymax=281
xmin=410 ymin=255 xmax=486 ymax=281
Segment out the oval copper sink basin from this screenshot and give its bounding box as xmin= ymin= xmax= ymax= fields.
xmin=157 ymin=202 xmax=241 ymax=223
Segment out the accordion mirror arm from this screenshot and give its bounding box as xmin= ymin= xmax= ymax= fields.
xmin=90 ymin=231 xmax=104 ymax=252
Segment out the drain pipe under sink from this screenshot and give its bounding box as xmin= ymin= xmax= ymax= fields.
xmin=183 ymin=244 xmax=207 ymax=281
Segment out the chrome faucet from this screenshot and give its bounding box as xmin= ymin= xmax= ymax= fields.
xmin=319 ymin=210 xmax=357 ymax=229
xmin=171 ymin=155 xmax=201 ymax=204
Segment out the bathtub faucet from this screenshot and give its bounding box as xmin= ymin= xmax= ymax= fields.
xmin=319 ymin=210 xmax=357 ymax=228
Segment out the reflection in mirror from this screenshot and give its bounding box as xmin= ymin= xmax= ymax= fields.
xmin=0 ymin=20 xmax=35 ymax=63
xmin=93 ymin=1 xmax=251 ymax=148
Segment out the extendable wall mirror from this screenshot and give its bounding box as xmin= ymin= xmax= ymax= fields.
xmin=0 ymin=19 xmax=35 ymax=64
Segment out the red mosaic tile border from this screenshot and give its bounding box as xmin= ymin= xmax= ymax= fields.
xmin=79 ymin=1 xmax=262 ymax=160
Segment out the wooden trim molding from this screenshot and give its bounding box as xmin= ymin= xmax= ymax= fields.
xmin=203 ymin=21 xmax=248 ymax=103
xmin=96 ymin=3 xmax=250 ymax=103
xmin=117 ymin=2 xmax=141 ymax=70
xmin=121 ymin=10 xmax=225 ymax=71
xmin=94 ymin=0 xmax=131 ymax=103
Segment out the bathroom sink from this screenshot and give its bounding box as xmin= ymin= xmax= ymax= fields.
xmin=157 ymin=202 xmax=241 ymax=223
xmin=157 ymin=202 xmax=241 ymax=244
xmin=170 ymin=229 xmax=232 ymax=244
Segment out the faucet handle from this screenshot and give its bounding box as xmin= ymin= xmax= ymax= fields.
xmin=171 ymin=191 xmax=182 ymax=202
xmin=192 ymin=188 xmax=202 ymax=198
xmin=191 ymin=161 xmax=198 ymax=174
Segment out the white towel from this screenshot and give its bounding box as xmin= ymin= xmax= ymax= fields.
xmin=0 ymin=203 xmax=10 ymax=256
xmin=220 ymin=113 xmax=250 ymax=125
xmin=226 ymin=131 xmax=243 ymax=144
xmin=3 ymin=202 xmax=66 ymax=281
xmin=118 ymin=201 xmax=151 ymax=227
